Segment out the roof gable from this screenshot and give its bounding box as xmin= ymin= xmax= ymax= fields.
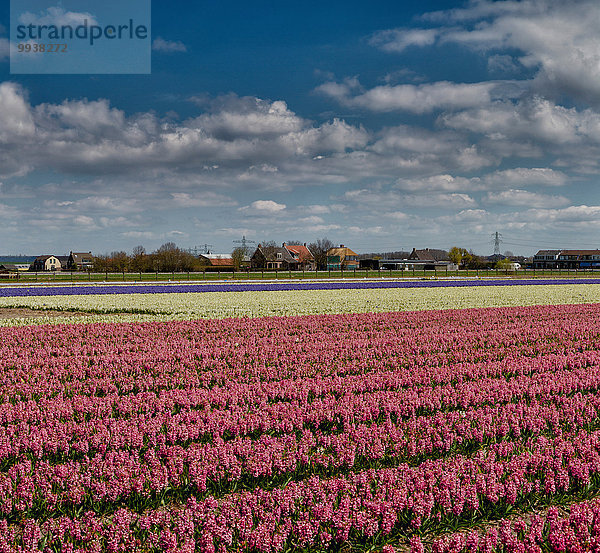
xmin=208 ymin=258 xmax=233 ymax=266
xmin=258 ymin=247 xmax=297 ymax=263
xmin=71 ymin=252 xmax=93 ymax=262
xmin=410 ymin=248 xmax=449 ymax=261
xmin=285 ymin=244 xmax=314 ymax=261
xmin=327 ymin=247 xmax=358 ymax=257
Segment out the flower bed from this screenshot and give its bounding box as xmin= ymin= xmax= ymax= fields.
xmin=2 ymin=304 xmax=600 ymax=550
xmin=0 ymin=277 xmax=599 ymax=297
xmin=0 ymin=283 xmax=599 ymax=326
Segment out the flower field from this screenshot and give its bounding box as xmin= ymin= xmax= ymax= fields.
xmin=3 ymin=302 xmax=600 ymax=551
xmin=0 ymin=281 xmax=599 ymax=326
xmin=1 ymin=278 xmax=600 ymax=298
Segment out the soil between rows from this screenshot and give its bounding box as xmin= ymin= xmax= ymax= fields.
xmin=0 ymin=308 xmax=96 ymax=319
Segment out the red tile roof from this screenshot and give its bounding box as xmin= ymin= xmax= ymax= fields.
xmin=285 ymin=244 xmax=314 ymax=262
xmin=208 ymin=258 xmax=233 ymax=266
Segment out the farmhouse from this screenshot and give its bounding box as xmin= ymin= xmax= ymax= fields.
xmin=408 ymin=248 xmax=449 ymax=262
xmin=326 ymin=245 xmax=359 ymax=270
xmin=56 ymin=256 xmax=71 ymax=270
xmin=32 ymin=255 xmax=64 ymax=271
xmin=406 ymin=248 xmax=453 ymax=270
xmin=283 ymin=243 xmax=315 ymax=271
xmin=360 ymin=250 xmax=457 ymax=271
xmin=251 ymin=245 xmax=299 ymax=270
xmin=69 ymin=252 xmax=94 ymax=271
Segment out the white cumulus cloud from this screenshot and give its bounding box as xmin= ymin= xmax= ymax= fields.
xmin=316 ymin=79 xmax=523 ymax=114
xmin=484 ymin=189 xmax=570 ymax=208
xmin=239 ymin=200 xmax=286 ymax=214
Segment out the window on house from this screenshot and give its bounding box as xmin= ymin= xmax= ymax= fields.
xmin=277 ymin=253 xmax=282 ymax=259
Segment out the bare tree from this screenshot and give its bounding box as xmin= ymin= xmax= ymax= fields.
xmin=151 ymin=243 xmax=200 ymax=272
xmin=133 ymin=245 xmax=146 ymax=257
xmin=231 ymin=247 xmax=246 ymax=270
xmin=153 ymin=242 xmax=179 ymax=272
xmin=308 ymin=237 xmax=334 ymax=269
xmin=259 ymin=240 xmax=278 ymax=258
xmin=131 ymin=245 xmax=149 ymax=272
xmin=92 ymin=254 xmax=110 ymax=272
xmin=110 ymin=251 xmax=130 ymax=272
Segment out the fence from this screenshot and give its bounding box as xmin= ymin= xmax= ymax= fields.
xmin=3 ymin=266 xmax=600 ymax=284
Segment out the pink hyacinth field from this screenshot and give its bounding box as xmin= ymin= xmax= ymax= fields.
xmin=5 ymin=304 xmax=600 ymax=552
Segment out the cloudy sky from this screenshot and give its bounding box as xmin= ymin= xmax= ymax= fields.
xmin=1 ymin=0 xmax=600 ymax=256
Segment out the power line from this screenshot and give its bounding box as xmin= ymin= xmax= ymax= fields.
xmin=503 ymin=239 xmax=599 ymax=249
xmin=492 ymin=231 xmax=502 ymax=256
xmin=233 ymin=235 xmax=256 ymax=251
xmin=186 ymin=244 xmax=213 ymax=255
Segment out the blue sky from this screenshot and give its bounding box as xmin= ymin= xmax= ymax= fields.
xmin=1 ymin=0 xmax=599 ymax=256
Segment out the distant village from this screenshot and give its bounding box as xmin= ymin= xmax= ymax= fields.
xmin=0 ymin=242 xmax=599 ymax=275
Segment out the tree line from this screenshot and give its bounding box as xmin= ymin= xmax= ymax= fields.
xmin=92 ymin=243 xmax=202 ymax=273
xmin=89 ymin=241 xmax=522 ymax=273
xmin=91 ymin=237 xmax=339 ymax=272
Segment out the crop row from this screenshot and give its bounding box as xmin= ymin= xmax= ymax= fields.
xmin=1 ymin=283 xmax=600 ymax=326
xmin=1 ymin=391 xmax=600 ymax=521
xmin=8 ymin=494 xmax=600 ymax=553
xmin=1 ymin=352 xmax=600 ymax=465
xmin=4 ymin=429 xmax=600 ymax=552
xmin=1 ymin=278 xmax=600 ymax=298
xmin=1 ymin=304 xmax=600 ymax=550
xmin=1 ymin=305 xmax=598 ymax=396
xmin=426 ymin=499 xmax=600 ymax=553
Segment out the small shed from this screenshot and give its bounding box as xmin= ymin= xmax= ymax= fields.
xmin=0 ymin=264 xmax=19 ymax=278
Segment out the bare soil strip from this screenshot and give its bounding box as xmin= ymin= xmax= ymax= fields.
xmin=0 ymin=308 xmax=96 ymax=319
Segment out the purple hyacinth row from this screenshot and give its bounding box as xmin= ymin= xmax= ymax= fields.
xmin=0 ymin=277 xmax=598 ymax=297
